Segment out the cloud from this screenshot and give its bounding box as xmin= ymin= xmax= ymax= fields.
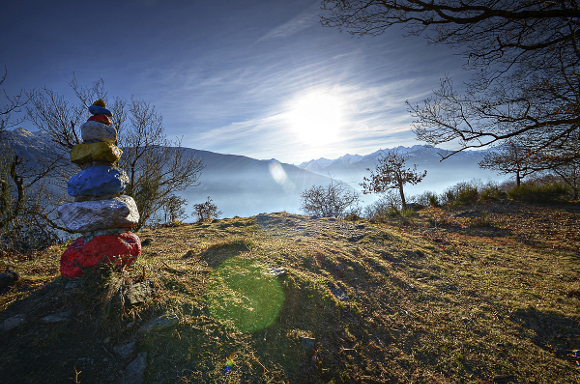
xmin=257 ymin=2 xmax=321 ymax=42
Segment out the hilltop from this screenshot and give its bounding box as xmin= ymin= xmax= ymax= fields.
xmin=0 ymin=201 xmax=579 ymax=383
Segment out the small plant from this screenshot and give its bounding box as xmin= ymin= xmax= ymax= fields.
xmin=192 ymin=196 xmax=222 ymax=222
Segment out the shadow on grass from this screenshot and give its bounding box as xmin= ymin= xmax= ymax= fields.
xmin=512 ymin=306 xmax=580 ymax=364
xmin=182 ymin=239 xmax=251 ymax=269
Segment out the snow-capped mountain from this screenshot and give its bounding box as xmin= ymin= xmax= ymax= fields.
xmin=298 ymin=145 xmax=507 ymax=196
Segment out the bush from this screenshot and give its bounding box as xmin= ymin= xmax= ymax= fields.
xmin=300 ymin=180 xmax=361 ymax=218
xmin=413 ymin=191 xmax=440 ymax=207
xmin=441 ymin=181 xmax=479 ymax=205
xmin=507 ymin=182 xmax=570 ymax=203
xmin=192 ymin=196 xmax=221 ymax=222
xmin=479 ymin=181 xmax=507 ymax=201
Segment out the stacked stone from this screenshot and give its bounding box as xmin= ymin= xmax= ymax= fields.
xmin=58 ymin=99 xmax=141 ymax=278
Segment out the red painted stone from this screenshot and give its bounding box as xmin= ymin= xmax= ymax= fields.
xmin=88 ymin=114 xmax=113 ymax=125
xmin=60 ymin=232 xmax=141 ymax=278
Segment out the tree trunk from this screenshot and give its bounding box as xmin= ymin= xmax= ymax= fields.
xmin=397 ymin=177 xmax=406 ymax=208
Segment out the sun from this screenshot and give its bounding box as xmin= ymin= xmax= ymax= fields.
xmin=288 ymin=92 xmax=343 ymax=144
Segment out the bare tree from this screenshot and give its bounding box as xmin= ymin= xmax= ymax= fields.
xmin=192 ymin=196 xmax=221 ymax=222
xmin=0 ymin=70 xmax=70 ymax=253
xmin=321 ymin=1 xmax=580 ymax=162
xmin=478 ymin=141 xmax=540 ymax=186
xmin=300 ymin=179 xmax=360 ymax=218
xmin=162 ymin=195 xmax=188 ymax=224
xmin=361 ymin=151 xmax=426 ymax=208
xmin=26 ymin=78 xmax=205 ymax=230
xmin=118 ymin=98 xmax=204 ymax=229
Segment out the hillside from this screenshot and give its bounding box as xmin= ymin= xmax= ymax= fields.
xmin=0 ymin=201 xmax=579 ymax=383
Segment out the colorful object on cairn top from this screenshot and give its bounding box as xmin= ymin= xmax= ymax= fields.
xmin=92 ymin=99 xmax=106 ymax=108
xmin=57 ymin=99 xmax=141 ymax=278
xmin=60 ymin=232 xmax=142 ymax=278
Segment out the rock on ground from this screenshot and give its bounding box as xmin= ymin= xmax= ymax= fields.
xmin=119 ymin=352 xmax=147 ymax=384
xmin=60 ymin=232 xmax=141 ymax=278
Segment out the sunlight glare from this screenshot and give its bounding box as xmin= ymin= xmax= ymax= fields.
xmin=289 ymin=92 xmax=343 ymax=144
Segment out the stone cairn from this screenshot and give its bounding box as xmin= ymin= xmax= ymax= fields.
xmin=57 ymin=99 xmax=141 ymax=278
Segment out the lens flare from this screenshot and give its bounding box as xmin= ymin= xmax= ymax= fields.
xmin=206 ymin=257 xmax=285 ymax=333
xmin=268 ymin=160 xmax=295 ymax=194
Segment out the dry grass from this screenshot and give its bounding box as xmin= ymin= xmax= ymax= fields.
xmin=0 ymin=202 xmax=579 ymax=383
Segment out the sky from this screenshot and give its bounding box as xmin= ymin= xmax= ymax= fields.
xmin=1 ymin=0 xmax=469 ymax=165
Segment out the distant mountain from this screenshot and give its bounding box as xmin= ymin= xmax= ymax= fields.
xmin=3 ymin=129 xmax=508 ymax=220
xmin=178 ymin=149 xmax=332 ymax=218
xmin=299 ymin=145 xmax=507 ymax=198
xmin=2 ymin=128 xmax=333 ymax=220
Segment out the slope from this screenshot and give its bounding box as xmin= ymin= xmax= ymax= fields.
xmin=0 ymin=201 xmax=579 ymax=383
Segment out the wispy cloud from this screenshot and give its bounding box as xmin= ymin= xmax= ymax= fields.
xmin=257 ymin=2 xmax=321 ymax=42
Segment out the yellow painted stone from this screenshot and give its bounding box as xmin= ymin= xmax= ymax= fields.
xmin=92 ymin=99 xmax=106 ymax=107
xmin=70 ymin=142 xmax=122 ymax=165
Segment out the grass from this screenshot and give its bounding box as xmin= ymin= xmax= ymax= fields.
xmin=0 ymin=201 xmax=579 ymax=383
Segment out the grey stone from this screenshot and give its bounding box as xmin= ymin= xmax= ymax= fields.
xmin=237 ymin=242 xmax=250 ymax=253
xmin=0 ymin=315 xmax=25 ymax=331
xmin=123 ymin=280 xmax=155 ymax=306
xmin=120 ymin=352 xmax=147 ymax=384
xmin=300 ymin=336 xmax=316 ymax=351
xmin=330 ymin=286 xmax=349 ymax=302
xmin=57 ymin=195 xmax=139 ymax=232
xmin=113 ymin=341 xmax=137 ymax=360
xmin=81 ymin=121 xmax=117 ymax=143
xmin=40 ymin=312 xmax=71 ymax=324
xmin=138 ymin=313 xmax=178 ymax=334
xmin=0 ymin=266 xmax=19 ymax=289
xmin=265 ymin=267 xmax=286 ymax=277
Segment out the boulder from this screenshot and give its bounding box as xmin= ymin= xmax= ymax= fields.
xmin=81 ymin=121 xmax=117 ymax=143
xmin=58 ymin=195 xmax=139 ymax=232
xmin=67 ymin=166 xmax=129 ymax=197
xmin=60 ymin=232 xmax=142 ymax=278
xmin=70 ymin=142 xmax=122 ymax=165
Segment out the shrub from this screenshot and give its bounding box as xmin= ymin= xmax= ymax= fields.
xmin=192 ymin=196 xmax=221 ymax=222
xmin=507 ymin=182 xmax=570 ymax=203
xmin=363 ymin=191 xmax=402 ymax=220
xmin=413 ymin=191 xmax=440 ymax=207
xmin=479 ymin=181 xmax=507 ymax=201
xmin=441 ymin=181 xmax=479 ymax=205
xmin=300 ymin=180 xmax=361 ymax=218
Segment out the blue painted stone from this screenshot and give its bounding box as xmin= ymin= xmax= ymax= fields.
xmin=67 ymin=166 xmax=129 ymax=197
xmin=88 ymin=105 xmax=113 ymax=116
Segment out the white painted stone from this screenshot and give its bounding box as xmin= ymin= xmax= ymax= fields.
xmin=81 ymin=120 xmax=117 ymax=143
xmin=58 ymin=195 xmax=140 ymax=232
